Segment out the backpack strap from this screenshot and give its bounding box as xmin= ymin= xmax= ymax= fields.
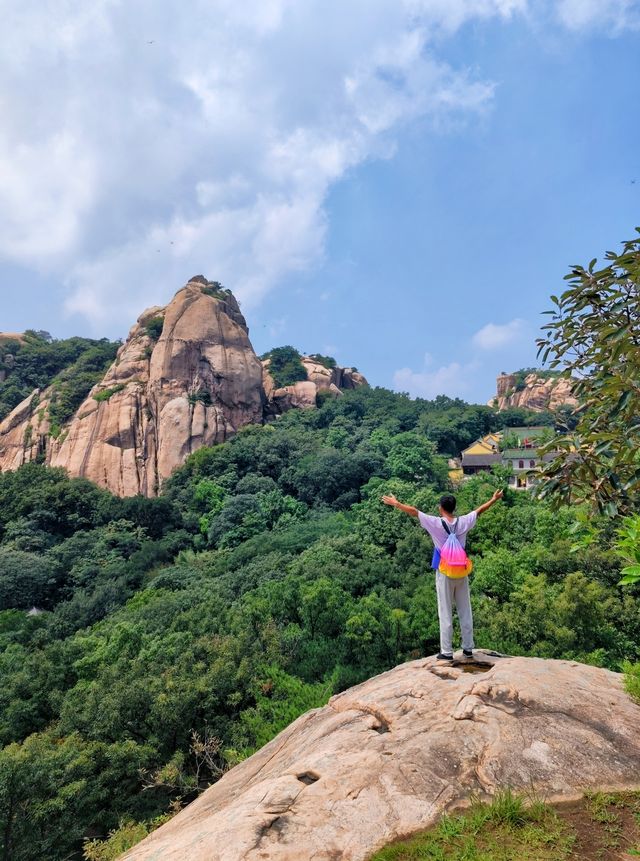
xmin=441 ymin=518 xmax=457 ymax=534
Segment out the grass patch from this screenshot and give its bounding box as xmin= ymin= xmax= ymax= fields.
xmin=93 ymin=383 xmax=127 ymax=402
xmin=624 ymin=661 xmax=640 ymax=704
xmin=369 ymin=790 xmax=640 ymax=861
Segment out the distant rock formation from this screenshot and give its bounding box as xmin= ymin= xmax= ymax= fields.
xmin=0 ymin=333 xmax=26 ymax=346
xmin=262 ymin=356 xmax=367 ymax=415
xmin=122 ymin=653 xmax=640 ymax=861
xmin=0 ymin=278 xmax=367 ymax=496
xmin=491 ymin=371 xmax=577 ymax=412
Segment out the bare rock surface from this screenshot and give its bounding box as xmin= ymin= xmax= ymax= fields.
xmin=0 ymin=332 xmax=26 ymax=347
xmin=0 ymin=388 xmax=52 ymax=468
xmin=123 ymin=654 xmax=640 ymax=861
xmin=492 ymin=372 xmax=577 ymax=412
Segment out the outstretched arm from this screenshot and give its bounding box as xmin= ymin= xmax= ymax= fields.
xmin=381 ymin=494 xmax=419 ymax=518
xmin=475 ymin=489 xmax=504 ymax=517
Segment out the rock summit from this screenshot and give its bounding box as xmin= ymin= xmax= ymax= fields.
xmin=123 ymin=653 xmax=640 ymax=861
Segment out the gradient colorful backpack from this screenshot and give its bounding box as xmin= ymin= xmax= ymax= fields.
xmin=431 ymin=519 xmax=473 ymax=579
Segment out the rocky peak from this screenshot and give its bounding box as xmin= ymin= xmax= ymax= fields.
xmin=0 ymin=281 xmax=265 ymax=496
xmin=180 ymin=277 xmax=249 ymax=332
xmin=496 ymin=371 xmax=516 ymax=398
xmin=0 ymin=279 xmax=367 ymax=496
xmin=262 ymin=354 xmax=368 ymax=414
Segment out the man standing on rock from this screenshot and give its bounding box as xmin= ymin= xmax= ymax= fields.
xmin=381 ymin=489 xmax=504 ymax=662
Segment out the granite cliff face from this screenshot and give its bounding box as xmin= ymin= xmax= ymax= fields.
xmin=492 ymin=371 xmax=577 ymax=412
xmin=0 ymin=278 xmax=367 ymax=496
xmin=122 ymin=653 xmax=640 ymax=861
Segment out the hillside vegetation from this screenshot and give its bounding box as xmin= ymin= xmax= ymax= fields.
xmin=0 ymin=385 xmax=638 ymax=860
xmin=0 ymin=330 xmax=119 ymax=425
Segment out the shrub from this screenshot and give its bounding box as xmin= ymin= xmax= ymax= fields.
xmin=94 ymin=384 xmax=126 ymax=402
xmin=624 ymin=661 xmax=640 ymax=703
xmin=83 ymin=816 xmax=171 ymax=861
xmin=187 ymin=390 xmax=212 ymax=406
xmin=202 ymin=283 xmax=228 ymax=299
xmin=144 ymin=317 xmax=165 ymax=341
xmin=263 ymin=346 xmax=307 ymax=388
xmin=308 ymin=353 xmax=337 ymax=369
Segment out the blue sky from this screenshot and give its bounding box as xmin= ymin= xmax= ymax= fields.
xmin=1 ymin=1 xmax=639 ymax=403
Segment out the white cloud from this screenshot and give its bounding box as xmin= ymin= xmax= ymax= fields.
xmin=471 ymin=318 xmax=527 ymax=350
xmin=393 ymin=353 xmax=480 ymax=399
xmin=0 ymin=0 xmax=523 ymax=330
xmin=3 ymin=0 xmax=625 ymax=331
xmin=555 ymin=0 xmax=640 ymax=32
xmin=0 ymin=132 xmax=96 ymax=263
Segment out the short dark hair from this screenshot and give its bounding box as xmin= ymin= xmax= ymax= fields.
xmin=439 ymin=494 xmax=457 ymax=514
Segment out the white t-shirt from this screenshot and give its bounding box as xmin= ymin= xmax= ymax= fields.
xmin=418 ymin=511 xmax=477 ymax=549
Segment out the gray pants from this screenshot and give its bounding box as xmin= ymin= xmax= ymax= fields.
xmin=435 ymin=571 xmax=474 ymax=655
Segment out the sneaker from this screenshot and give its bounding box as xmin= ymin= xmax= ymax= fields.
xmin=462 ymin=649 xmax=473 ymax=658
xmin=436 ymin=653 xmax=454 ymax=661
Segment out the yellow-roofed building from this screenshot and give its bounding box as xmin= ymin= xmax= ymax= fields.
xmin=462 ymin=432 xmax=501 ymax=457
xmin=460 ymin=427 xmax=556 ymax=490
xmin=460 ymin=432 xmax=502 ymax=475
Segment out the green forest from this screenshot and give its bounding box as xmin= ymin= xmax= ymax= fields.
xmin=0 ymin=331 xmax=120 ymax=428
xmin=0 ymin=386 xmax=638 ymax=860
xmin=1 ymin=234 xmax=639 ymax=861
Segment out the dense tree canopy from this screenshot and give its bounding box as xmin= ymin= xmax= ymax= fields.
xmin=261 ymin=345 xmax=308 ymax=388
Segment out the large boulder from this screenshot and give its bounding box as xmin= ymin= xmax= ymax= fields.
xmin=122 ymin=654 xmax=640 ymax=861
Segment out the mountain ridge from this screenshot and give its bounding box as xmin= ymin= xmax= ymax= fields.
xmin=0 ymin=278 xmax=366 ymax=496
